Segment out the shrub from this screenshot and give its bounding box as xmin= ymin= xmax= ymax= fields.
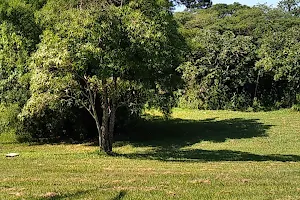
xmin=0 ymin=104 xmax=20 ymax=135
xmin=291 ymin=104 xmax=300 ymax=112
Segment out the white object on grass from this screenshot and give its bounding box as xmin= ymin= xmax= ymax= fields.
xmin=6 ymin=153 xmax=19 ymax=157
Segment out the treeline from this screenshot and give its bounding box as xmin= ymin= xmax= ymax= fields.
xmin=0 ymin=0 xmax=299 ymax=151
xmin=175 ymin=2 xmax=300 ymax=110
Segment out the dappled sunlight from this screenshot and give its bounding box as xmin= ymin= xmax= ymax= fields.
xmin=113 ymin=143 xmax=158 ymax=155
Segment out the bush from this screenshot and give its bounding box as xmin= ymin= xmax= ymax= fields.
xmin=0 ymin=104 xmax=20 ymax=135
xmin=291 ymin=104 xmax=300 ymax=112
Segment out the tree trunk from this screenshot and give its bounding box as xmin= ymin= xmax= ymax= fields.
xmin=108 ymin=76 xmax=117 ymax=152
xmin=101 ymin=79 xmax=111 ymax=153
xmin=92 ymin=105 xmax=102 ymax=151
xmin=253 ymin=70 xmax=260 ymax=103
xmin=108 ymin=103 xmax=116 ymax=152
xmin=79 ymin=83 xmax=103 ymax=151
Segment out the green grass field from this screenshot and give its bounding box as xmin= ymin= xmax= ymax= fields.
xmin=1 ymin=109 xmax=300 ymax=199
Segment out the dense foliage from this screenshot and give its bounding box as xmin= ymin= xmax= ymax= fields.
xmin=175 ymin=1 xmax=300 ymax=110
xmin=0 ymin=0 xmax=299 ymax=152
xmin=1 ymin=0 xmax=184 ymax=152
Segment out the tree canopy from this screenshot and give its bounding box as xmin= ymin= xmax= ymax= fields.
xmin=18 ymin=0 xmax=183 ymax=152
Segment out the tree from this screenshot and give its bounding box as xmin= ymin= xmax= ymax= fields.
xmin=256 ymin=27 xmax=300 ymax=107
xmin=0 ymin=22 xmax=29 ymax=105
xmin=177 ymin=30 xmax=257 ymax=109
xmin=0 ymin=0 xmax=42 ymax=108
xmin=278 ymin=0 xmax=300 ymax=16
xmin=175 ymin=3 xmax=300 ymax=110
xmin=175 ymin=0 xmax=212 ymax=9
xmin=21 ymin=0 xmax=183 ymax=153
xmin=211 ymin=2 xmax=249 ymax=18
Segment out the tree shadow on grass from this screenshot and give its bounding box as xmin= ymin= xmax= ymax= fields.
xmin=111 ymin=190 xmax=127 ymax=200
xmin=113 ymin=116 xmax=300 ymax=162
xmin=118 ymin=117 xmax=269 ymax=145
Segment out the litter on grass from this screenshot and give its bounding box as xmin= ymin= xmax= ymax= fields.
xmin=6 ymin=153 xmax=19 ymax=157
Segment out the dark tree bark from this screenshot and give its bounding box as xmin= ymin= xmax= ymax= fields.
xmin=91 ymin=103 xmax=102 ymax=150
xmin=108 ymin=76 xmax=117 ymax=152
xmin=101 ymin=79 xmax=111 ymax=153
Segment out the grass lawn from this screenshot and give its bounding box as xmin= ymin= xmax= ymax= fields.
xmin=0 ymin=108 xmax=300 ymax=199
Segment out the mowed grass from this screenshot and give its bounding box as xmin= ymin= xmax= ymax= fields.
xmin=0 ymin=108 xmax=300 ymax=200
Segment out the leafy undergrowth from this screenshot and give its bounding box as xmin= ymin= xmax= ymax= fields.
xmin=0 ymin=109 xmax=299 ymax=199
